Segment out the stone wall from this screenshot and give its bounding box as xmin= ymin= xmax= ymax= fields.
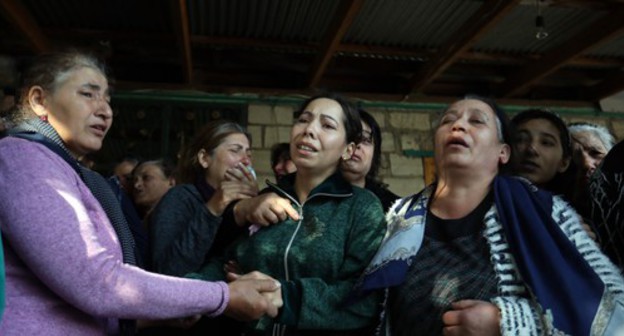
xmin=248 ymin=103 xmax=624 ymax=197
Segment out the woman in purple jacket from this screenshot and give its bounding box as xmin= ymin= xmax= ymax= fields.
xmin=0 ymin=50 xmax=281 ymax=335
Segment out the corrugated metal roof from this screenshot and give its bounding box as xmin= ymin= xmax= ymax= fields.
xmin=474 ymin=4 xmax=604 ymax=54
xmin=345 ymin=0 xmax=481 ymax=49
xmin=2 ymin=0 xmax=624 ymax=102
xmin=188 ymin=0 xmax=339 ymax=41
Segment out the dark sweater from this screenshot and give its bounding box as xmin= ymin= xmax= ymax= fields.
xmin=149 ymin=184 xmax=245 ymax=276
xmin=189 ymin=172 xmax=387 ymax=335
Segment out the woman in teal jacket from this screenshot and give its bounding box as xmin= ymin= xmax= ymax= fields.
xmin=189 ymin=92 xmax=386 ymax=335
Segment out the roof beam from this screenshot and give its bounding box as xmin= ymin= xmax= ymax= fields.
xmin=499 ymin=5 xmax=624 ymax=98
xmin=0 ymin=0 xmax=50 ymax=52
xmin=170 ymin=0 xmax=193 ymax=84
xmin=586 ymin=69 xmax=624 ymax=100
xmin=42 ymin=29 xmax=624 ymax=69
xmin=407 ymin=0 xmax=520 ymax=94
xmin=307 ymin=0 xmax=364 ymax=88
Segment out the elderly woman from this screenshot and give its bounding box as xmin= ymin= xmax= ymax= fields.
xmin=569 ymin=122 xmax=615 ymax=182
xmin=567 ymin=122 xmax=616 ymax=225
xmin=353 ymin=96 xmax=624 ymax=335
xmin=0 ymin=51 xmax=280 ymax=335
xmin=590 ymin=139 xmax=624 ymax=270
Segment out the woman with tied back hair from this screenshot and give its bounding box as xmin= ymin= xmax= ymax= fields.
xmin=149 ymin=120 xmax=258 ymax=277
xmin=188 ymin=92 xmax=387 ymax=335
xmin=569 ymin=122 xmax=615 ymax=184
xmin=0 ymin=50 xmax=280 ymax=335
xmin=352 ymin=95 xmax=624 ymax=335
xmin=568 ymin=122 xmax=619 ymax=265
xmin=568 ymin=122 xmax=615 ymax=217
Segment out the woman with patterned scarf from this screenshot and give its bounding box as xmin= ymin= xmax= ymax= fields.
xmin=0 ymin=50 xmax=281 ymax=335
xmin=352 ymin=95 xmax=624 ymax=335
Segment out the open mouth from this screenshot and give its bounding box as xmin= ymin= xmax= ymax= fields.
xmin=296 ymin=143 xmax=317 ymax=153
xmin=91 ymin=125 xmax=107 ymax=135
xmin=447 ymin=138 xmax=468 ymax=147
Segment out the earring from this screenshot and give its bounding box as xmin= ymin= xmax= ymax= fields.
xmin=39 ymin=115 xmax=48 ymax=122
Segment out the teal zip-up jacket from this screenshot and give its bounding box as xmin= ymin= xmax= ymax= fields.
xmin=188 ymin=172 xmax=386 ymax=335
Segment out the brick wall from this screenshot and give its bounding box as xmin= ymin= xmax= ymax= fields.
xmin=248 ymin=103 xmax=624 ymax=197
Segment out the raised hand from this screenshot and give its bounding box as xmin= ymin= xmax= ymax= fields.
xmin=442 ymin=300 xmax=501 ymax=336
xmin=233 ymin=192 xmax=299 ymax=226
xmin=225 ymin=277 xmax=282 ymax=321
xmin=225 ymin=162 xmax=258 ymax=186
xmin=205 ymin=165 xmax=259 ymax=216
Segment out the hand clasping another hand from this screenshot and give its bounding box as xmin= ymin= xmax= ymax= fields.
xmin=225 ymin=274 xmax=282 ymax=321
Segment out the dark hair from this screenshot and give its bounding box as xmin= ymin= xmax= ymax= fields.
xmin=270 ymin=142 xmax=291 ymax=167
xmin=12 ymin=50 xmax=108 ymax=124
xmin=359 ymin=109 xmax=383 ymax=182
xmin=117 ymin=155 xmax=141 ymax=167
xmin=134 ymin=158 xmax=176 ymax=180
xmin=511 ymin=108 xmax=576 ymax=197
xmin=294 ymin=92 xmax=362 ymax=145
xmin=2 ymin=87 xmax=16 ymax=96
xmin=176 ymin=120 xmax=250 ymax=184
xmin=510 ymin=108 xmax=572 ymax=159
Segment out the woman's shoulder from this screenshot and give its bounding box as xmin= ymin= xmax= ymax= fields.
xmin=0 ymin=136 xmax=78 ymax=177
xmin=167 ymin=184 xmax=200 ymax=197
xmin=158 ymin=184 xmax=202 ymax=206
xmin=1 ymin=136 xmax=58 ymax=159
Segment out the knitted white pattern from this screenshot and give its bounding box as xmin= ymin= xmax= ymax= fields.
xmin=484 ymin=196 xmax=624 ymax=336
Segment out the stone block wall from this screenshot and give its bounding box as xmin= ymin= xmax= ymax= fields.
xmin=247 ymin=103 xmax=624 ymax=197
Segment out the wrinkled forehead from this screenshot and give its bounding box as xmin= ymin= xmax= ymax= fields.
xmin=572 ymin=131 xmax=605 ymax=149
xmin=444 ymin=99 xmax=495 ymax=118
xmin=436 ymin=99 xmax=497 ymax=130
xmin=56 ymin=65 xmax=107 ymax=85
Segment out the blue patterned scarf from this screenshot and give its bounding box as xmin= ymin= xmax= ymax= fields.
xmin=352 ymin=175 xmax=605 ymax=334
xmin=494 ymin=176 xmax=603 ymax=335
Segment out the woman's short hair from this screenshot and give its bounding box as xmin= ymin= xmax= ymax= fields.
xmin=134 ymin=158 xmax=177 ymax=180
xmin=12 ymin=50 xmax=108 ymax=124
xmin=568 ymin=122 xmax=615 ymax=151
